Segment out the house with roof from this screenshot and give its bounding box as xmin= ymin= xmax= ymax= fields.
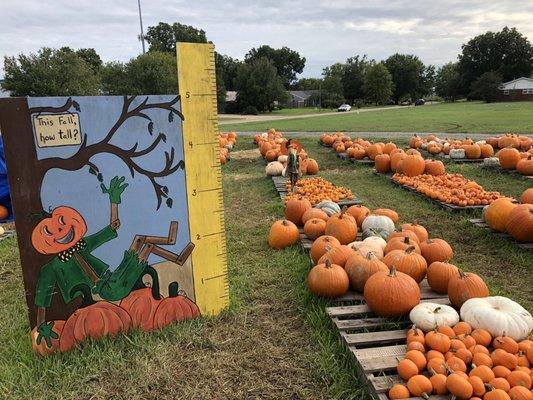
xmin=286 ymin=90 xmax=320 ymax=108
xmin=498 ymin=77 xmax=533 ymax=101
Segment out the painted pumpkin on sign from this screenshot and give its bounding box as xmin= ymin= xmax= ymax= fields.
xmin=31 ymin=206 xmax=88 ymax=255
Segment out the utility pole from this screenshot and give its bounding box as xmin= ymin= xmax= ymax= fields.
xmin=137 ymin=0 xmax=146 ymax=54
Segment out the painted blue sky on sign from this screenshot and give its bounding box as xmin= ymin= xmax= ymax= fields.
xmin=28 ymin=95 xmax=190 ymax=270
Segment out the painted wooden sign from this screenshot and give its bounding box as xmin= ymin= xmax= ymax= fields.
xmin=0 ymin=43 xmax=228 ymax=355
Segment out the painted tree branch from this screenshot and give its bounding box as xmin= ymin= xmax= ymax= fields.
xmin=34 ymin=95 xmax=186 ymax=209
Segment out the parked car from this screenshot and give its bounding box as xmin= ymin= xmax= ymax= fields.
xmin=399 ymin=99 xmax=412 ymax=106
xmin=415 ymin=99 xmax=425 ymax=106
xmin=338 ymin=104 xmax=351 ymax=112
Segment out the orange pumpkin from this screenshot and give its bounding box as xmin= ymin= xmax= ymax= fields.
xmin=346 ymin=205 xmax=370 ymax=228
xmin=427 ymin=261 xmax=459 ymax=294
xmin=306 ymin=158 xmax=319 ymax=175
xmin=152 ymin=295 xmax=200 ymax=330
xmin=301 ymin=208 xmax=329 ymax=224
xmin=31 ymin=320 xmax=65 ymax=356
xmin=425 ymin=160 xmax=445 ymax=176
xmin=304 ymin=218 xmax=327 ymax=240
xmin=317 ymin=245 xmax=355 ymax=268
xmin=485 ymin=198 xmax=517 ymax=232
xmin=401 ymin=223 xmax=429 ymax=242
xmin=119 ymin=288 xmax=162 ymax=332
xmin=402 ymin=154 xmax=426 ymax=177
xmin=307 ymin=259 xmax=349 ymax=297
xmin=447 ymin=270 xmax=489 ymax=307
xmin=419 ymin=238 xmax=453 ymax=265
xmin=373 ymin=208 xmax=399 ymax=223
xmin=498 ymin=147 xmax=521 ymax=169
xmin=505 ymin=204 xmax=533 ymax=242
xmin=344 ymin=251 xmax=388 ymax=292
xmin=284 ymin=197 xmax=312 ymax=226
xmin=268 ymin=220 xmax=300 ymax=249
xmin=374 ymin=154 xmax=391 ymax=173
xmin=520 ymin=188 xmax=533 ymax=204
xmin=59 ymin=302 xmax=132 ymax=352
xmin=310 ymin=235 xmax=341 ymax=264
xmin=31 ymin=206 xmax=88 ymax=255
xmin=382 ymin=246 xmax=427 ymax=283
xmin=325 ymin=209 xmax=358 ymax=244
xmin=0 ymin=205 xmax=8 ymax=220
xmin=364 ymin=267 xmax=420 ymax=317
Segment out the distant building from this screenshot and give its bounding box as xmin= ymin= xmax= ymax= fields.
xmin=498 ymin=77 xmax=533 ymax=101
xmin=286 ymin=90 xmax=319 ymax=108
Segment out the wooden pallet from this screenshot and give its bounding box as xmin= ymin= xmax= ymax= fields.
xmin=481 ymin=165 xmax=533 ymax=180
xmin=327 ymin=281 xmax=450 ymax=400
xmin=389 ymin=179 xmax=484 ymax=212
xmin=337 ymin=152 xmax=348 ymax=160
xmin=468 ymin=218 xmax=533 ymax=250
xmin=350 ymin=158 xmax=375 ymax=165
xmin=437 ymin=154 xmax=484 ymax=163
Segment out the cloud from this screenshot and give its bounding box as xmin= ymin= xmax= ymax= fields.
xmin=1 ymin=0 xmax=532 ymax=78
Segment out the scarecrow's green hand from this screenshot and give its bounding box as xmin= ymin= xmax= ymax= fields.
xmin=36 ymin=321 xmax=59 ymax=348
xmin=101 ymin=176 xmax=128 ymax=204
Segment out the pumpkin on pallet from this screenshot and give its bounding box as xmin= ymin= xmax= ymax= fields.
xmin=307 ymin=259 xmax=349 ymax=298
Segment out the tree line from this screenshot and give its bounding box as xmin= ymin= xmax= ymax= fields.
xmin=2 ymin=24 xmax=532 ymax=113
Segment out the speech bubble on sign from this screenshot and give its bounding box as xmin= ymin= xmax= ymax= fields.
xmin=32 ymin=112 xmax=82 ymax=148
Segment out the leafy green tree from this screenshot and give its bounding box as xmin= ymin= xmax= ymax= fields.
xmin=234 ymin=57 xmax=288 ymax=112
xmin=144 ymin=22 xmax=207 ymax=53
xmin=74 ymin=48 xmax=102 ymax=73
xmin=342 ymin=55 xmax=372 ymax=102
xmin=245 ymin=45 xmax=305 ymax=88
xmin=101 ymin=52 xmax=177 ymax=95
xmin=2 ymin=47 xmax=100 ymax=96
xmin=435 ymin=62 xmax=461 ymax=101
xmin=469 ymin=71 xmax=502 ymax=103
xmin=295 ymin=78 xmax=322 ymax=90
xmin=363 ymin=63 xmax=394 ymax=105
xmin=216 ymin=53 xmax=241 ymax=91
xmin=458 ymin=27 xmax=533 ymax=94
xmin=384 ymin=54 xmax=428 ymax=102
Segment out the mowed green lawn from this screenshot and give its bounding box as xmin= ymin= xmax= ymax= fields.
xmin=221 ymin=101 xmax=533 ymax=134
xmin=0 ymin=137 xmax=531 ymax=399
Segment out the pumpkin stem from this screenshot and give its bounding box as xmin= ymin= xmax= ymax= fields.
xmin=405 ymin=246 xmax=416 ymax=254
xmin=458 ymin=269 xmax=467 ymax=279
xmin=433 ymin=307 xmax=441 ymax=313
xmin=282 ymin=220 xmax=289 ymax=226
xmin=388 ymin=266 xmax=397 ymax=277
xmin=403 ymin=236 xmax=409 ymax=244
xmin=325 ymin=259 xmax=332 ymax=269
xmin=421 ymin=393 xmax=429 ymax=400
xmin=365 ymin=251 xmax=375 ymax=260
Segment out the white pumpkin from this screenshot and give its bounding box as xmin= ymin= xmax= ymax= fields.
xmin=362 ymin=227 xmax=390 ymax=241
xmin=449 ymin=148 xmax=466 ymax=159
xmin=483 ymin=157 xmax=500 ymax=167
xmin=460 ymin=296 xmax=533 ymax=341
xmin=409 ymin=303 xmax=459 ymax=332
xmin=265 ymin=161 xmax=284 ymax=176
xmin=361 ymin=215 xmax=395 ymax=239
xmin=0 ymin=226 xmax=4 ymax=235
xmin=282 ymin=167 xmax=287 ymax=177
xmin=277 ymin=155 xmax=288 ymax=164
xmin=475 ymin=140 xmax=486 ymax=145
xmin=358 ymin=244 xmax=384 ymax=259
xmin=362 ymin=236 xmax=387 ymax=251
xmin=315 ymin=201 xmax=341 ymax=217
xmin=347 ymin=241 xmax=364 ymax=251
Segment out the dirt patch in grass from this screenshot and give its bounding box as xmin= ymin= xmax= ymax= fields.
xmin=229 ymin=148 xmax=260 ymax=160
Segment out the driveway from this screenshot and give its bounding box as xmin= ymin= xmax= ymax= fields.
xmin=219 ymin=104 xmax=419 ymax=125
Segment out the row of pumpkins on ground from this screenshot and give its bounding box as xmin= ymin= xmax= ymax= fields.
xmin=408 ymin=133 xmax=533 ymax=174
xmin=480 ymin=190 xmax=533 ymax=242
xmin=256 ymin=129 xmax=321 ymax=177
xmin=267 ymin=196 xmax=533 ymax=399
xmin=219 ymin=131 xmax=238 ymax=165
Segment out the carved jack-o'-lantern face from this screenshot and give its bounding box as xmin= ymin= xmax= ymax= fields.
xmin=31 ymin=206 xmax=87 ymax=255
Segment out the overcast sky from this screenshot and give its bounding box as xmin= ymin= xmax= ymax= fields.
xmin=1 ymin=0 xmax=533 ymax=78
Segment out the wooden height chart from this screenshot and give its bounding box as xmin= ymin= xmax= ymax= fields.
xmin=177 ymin=42 xmax=229 ymax=315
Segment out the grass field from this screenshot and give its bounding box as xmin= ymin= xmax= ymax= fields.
xmin=0 ymin=137 xmax=531 ymax=399
xmin=221 ymin=101 xmax=533 ymax=134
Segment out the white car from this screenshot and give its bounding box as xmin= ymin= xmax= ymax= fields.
xmin=337 ymin=104 xmax=351 ymax=112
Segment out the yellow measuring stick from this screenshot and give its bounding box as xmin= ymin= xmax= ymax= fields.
xmin=177 ymin=43 xmax=229 ymax=315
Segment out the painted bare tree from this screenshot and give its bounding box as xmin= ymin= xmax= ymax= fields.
xmin=30 ymin=95 xmax=185 ymax=209
xmin=0 ymin=95 xmax=184 ymax=324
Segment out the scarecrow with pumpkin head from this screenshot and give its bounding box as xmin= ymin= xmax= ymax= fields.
xmin=31 ymin=176 xmax=194 ymax=348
